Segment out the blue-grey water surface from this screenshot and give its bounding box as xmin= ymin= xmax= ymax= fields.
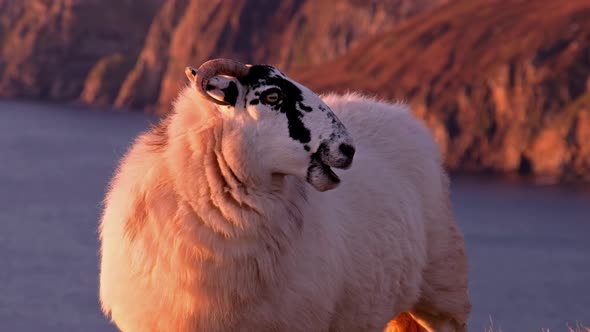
xmin=0 ymin=100 xmax=588 ymax=331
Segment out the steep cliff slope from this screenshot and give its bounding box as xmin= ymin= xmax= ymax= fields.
xmin=0 ymin=0 xmax=162 ymax=102
xmin=112 ymin=0 xmax=448 ymax=111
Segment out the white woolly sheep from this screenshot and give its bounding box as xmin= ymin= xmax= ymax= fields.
xmin=99 ymin=58 xmax=471 ymax=332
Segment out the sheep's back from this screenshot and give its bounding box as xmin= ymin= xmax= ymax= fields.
xmin=316 ymin=93 xmax=450 ymax=326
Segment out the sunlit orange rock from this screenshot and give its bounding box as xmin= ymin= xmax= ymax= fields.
xmin=524 ymin=128 xmax=568 ymax=177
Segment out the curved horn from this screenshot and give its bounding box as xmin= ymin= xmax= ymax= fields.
xmin=186 ymin=58 xmax=250 ymax=105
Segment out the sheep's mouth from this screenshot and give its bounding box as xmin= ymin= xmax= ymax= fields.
xmin=306 ymin=155 xmax=340 ymax=192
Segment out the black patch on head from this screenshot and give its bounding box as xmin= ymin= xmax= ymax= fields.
xmin=325 ymin=110 xmax=339 ymax=125
xmin=297 ymin=102 xmax=313 ymax=113
xmin=304 ymin=145 xmax=310 ymax=151
xmin=239 ymin=65 xmax=312 ymax=144
xmin=221 ymin=81 xmax=238 ymax=106
xmin=249 ymin=99 xmax=259 ymax=105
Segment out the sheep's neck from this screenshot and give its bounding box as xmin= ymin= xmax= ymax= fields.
xmin=179 ymin=125 xmax=305 ymax=259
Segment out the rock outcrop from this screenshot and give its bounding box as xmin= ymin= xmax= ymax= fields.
xmin=113 ymin=0 xmax=447 ymax=112
xmin=0 ymin=0 xmax=162 ymax=102
xmin=0 ymin=0 xmax=445 ymax=111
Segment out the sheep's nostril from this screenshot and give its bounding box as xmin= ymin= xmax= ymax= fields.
xmin=339 ymin=143 xmax=355 ymax=160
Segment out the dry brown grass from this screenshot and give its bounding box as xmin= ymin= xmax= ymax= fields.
xmin=484 ymin=315 xmax=502 ymax=332
xmin=483 ymin=316 xmax=590 ymax=332
xmin=565 ymin=322 xmax=590 ymax=332
xmin=541 ymin=323 xmax=590 ymax=332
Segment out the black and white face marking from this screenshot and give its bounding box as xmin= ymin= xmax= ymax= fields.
xmin=239 ymin=66 xmax=321 ymax=145
xmin=196 ymin=64 xmax=355 ymax=192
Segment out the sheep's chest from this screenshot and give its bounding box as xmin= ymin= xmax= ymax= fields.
xmin=177 ymin=254 xmax=341 ymax=332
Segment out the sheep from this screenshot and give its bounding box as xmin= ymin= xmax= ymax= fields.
xmin=98 ymin=58 xmax=471 ymax=332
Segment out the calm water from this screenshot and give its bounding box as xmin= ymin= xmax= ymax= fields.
xmin=0 ymin=100 xmax=588 ymax=331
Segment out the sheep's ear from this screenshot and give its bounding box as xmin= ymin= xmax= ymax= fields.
xmin=204 ymin=76 xmax=240 ymax=107
xmin=185 ymin=66 xmax=197 ymax=81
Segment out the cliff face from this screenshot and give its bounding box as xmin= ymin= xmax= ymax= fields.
xmin=112 ymin=0 xmax=447 ymax=111
xmin=112 ymin=0 xmax=191 ymax=110
xmin=0 ymin=0 xmax=162 ymax=102
xmin=295 ymin=0 xmax=590 ymax=181
xmin=115 ymin=0 xmax=302 ymax=112
xmin=275 ymin=0 xmax=451 ymax=70
xmin=0 ymin=0 xmax=444 ymax=110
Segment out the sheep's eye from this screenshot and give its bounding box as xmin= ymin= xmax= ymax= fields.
xmin=262 ymin=91 xmax=281 ymax=104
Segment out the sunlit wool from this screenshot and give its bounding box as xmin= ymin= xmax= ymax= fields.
xmin=99 ymin=67 xmax=470 ymax=331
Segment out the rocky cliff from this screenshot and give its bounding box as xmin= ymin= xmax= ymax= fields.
xmin=296 ymin=0 xmax=590 ymax=182
xmin=111 ymin=0 xmax=448 ymax=111
xmin=0 ymin=0 xmax=445 ymax=109
xmin=0 ymin=0 xmax=162 ymax=103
